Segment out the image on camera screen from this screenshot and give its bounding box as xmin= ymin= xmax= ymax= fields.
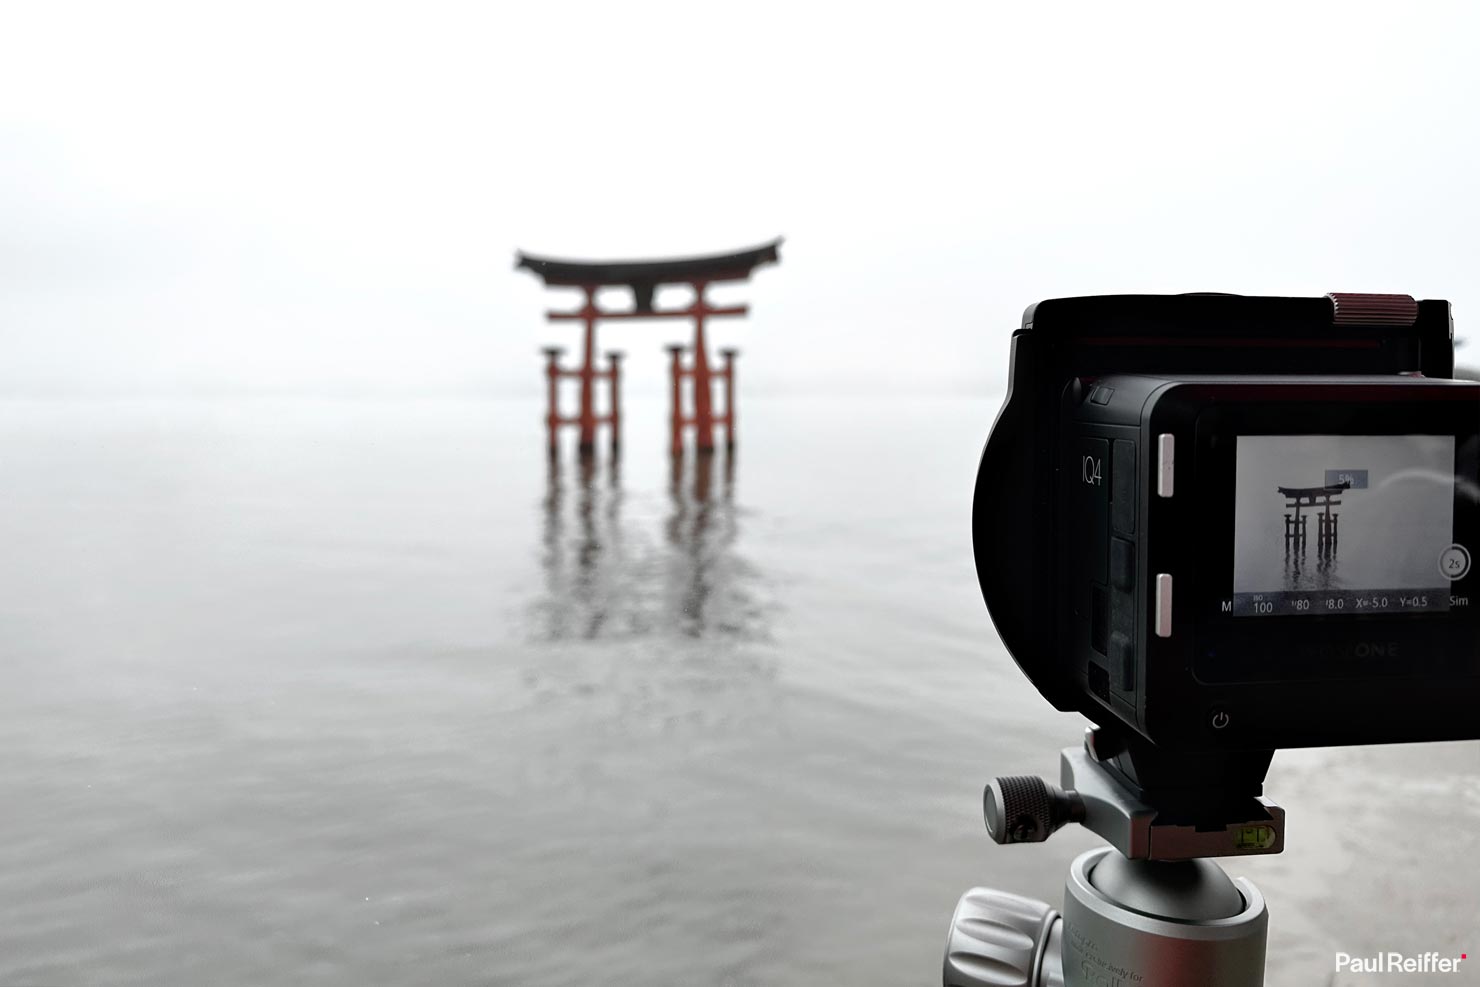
xmin=1231 ymin=434 xmax=1457 ymax=616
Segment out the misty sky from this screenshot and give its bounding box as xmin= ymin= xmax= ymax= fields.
xmin=4 ymin=1 xmax=1480 ymax=396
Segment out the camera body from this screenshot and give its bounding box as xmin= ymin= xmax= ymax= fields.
xmin=975 ymin=293 xmax=1480 ymax=751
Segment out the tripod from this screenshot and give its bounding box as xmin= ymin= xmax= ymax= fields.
xmin=943 ymin=727 xmax=1285 ymax=987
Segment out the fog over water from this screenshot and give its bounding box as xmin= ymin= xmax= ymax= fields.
xmin=4 ymin=3 xmax=1480 ymax=984
xmin=0 ymin=394 xmax=1474 ymax=986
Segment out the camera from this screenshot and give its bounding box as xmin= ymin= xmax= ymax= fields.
xmin=974 ymin=292 xmax=1480 ymax=752
xmin=945 ymin=292 xmax=1479 ymax=987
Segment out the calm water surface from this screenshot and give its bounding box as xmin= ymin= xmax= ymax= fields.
xmin=0 ymin=395 xmax=1475 ymax=986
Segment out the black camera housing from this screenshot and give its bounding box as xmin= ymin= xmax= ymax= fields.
xmin=975 ymin=294 xmax=1480 ymax=751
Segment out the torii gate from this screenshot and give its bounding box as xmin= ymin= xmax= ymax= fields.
xmin=1278 ymin=481 xmax=1349 ymax=552
xmin=516 ymin=239 xmax=781 ymax=457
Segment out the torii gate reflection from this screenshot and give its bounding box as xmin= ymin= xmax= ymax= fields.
xmin=534 ymin=453 xmax=766 ymax=642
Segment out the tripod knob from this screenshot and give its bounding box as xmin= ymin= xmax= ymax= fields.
xmin=984 ymin=775 xmax=1083 ymax=845
xmin=943 ymin=888 xmax=1064 ymax=987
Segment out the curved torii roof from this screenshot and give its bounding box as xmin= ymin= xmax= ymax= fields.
xmin=515 ymin=238 xmax=782 ymax=312
xmin=1278 ymin=481 xmax=1351 ymax=498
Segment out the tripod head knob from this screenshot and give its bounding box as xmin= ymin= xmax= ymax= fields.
xmin=943 ymin=887 xmax=1064 ymax=987
xmin=984 ymin=775 xmax=1084 ymax=845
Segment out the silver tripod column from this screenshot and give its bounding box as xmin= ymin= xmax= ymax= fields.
xmin=944 ymin=734 xmax=1280 ymax=987
xmin=945 ymin=848 xmax=1267 ymax=987
xmin=1063 ymin=848 xmax=1265 ymax=985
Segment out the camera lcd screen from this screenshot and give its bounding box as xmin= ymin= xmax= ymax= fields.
xmin=1231 ymin=434 xmax=1461 ymax=616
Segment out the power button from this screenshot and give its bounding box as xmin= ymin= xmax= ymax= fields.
xmin=1209 ymin=707 xmax=1231 ymax=731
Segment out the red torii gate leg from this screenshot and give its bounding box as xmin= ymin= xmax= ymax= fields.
xmin=542 ymin=346 xmax=564 ymax=458
xmin=669 ymin=280 xmax=741 ymax=457
xmin=542 ymin=285 xmax=622 ymax=460
xmin=667 ymin=344 xmax=686 ymax=457
xmin=577 ymin=285 xmax=599 ymax=455
xmin=691 ymin=281 xmax=715 ymax=455
xmin=719 ymin=347 xmax=737 ymax=451
xmin=605 ymin=350 xmax=623 ymax=456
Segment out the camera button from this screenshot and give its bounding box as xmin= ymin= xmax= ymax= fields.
xmin=1209 ymin=708 xmax=1231 ymax=731
xmin=1156 ymin=433 xmax=1175 ymax=497
xmin=1154 ymin=573 xmax=1173 ymax=637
